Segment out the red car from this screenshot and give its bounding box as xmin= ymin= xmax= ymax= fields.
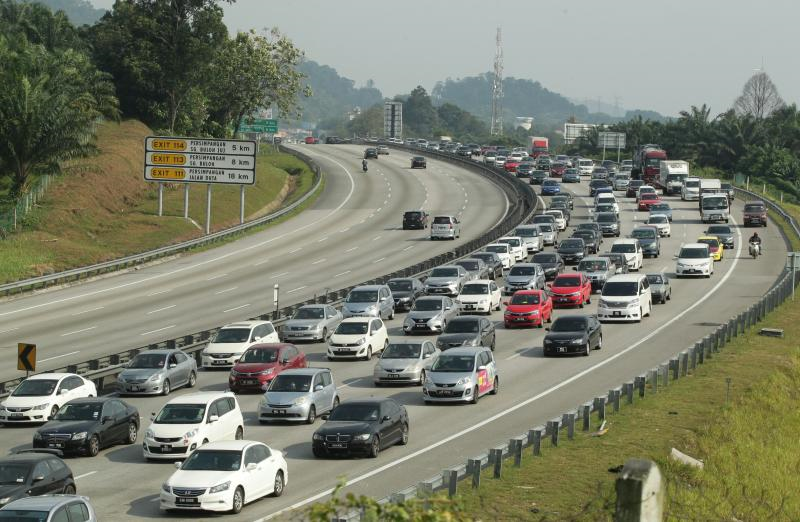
xmin=503 ymin=290 xmax=553 ymax=328
xmin=638 ymin=193 xmax=661 ymax=211
xmin=504 ymin=159 xmax=520 ymax=173
xmin=550 ymin=162 xmax=566 ymax=177
xmin=304 ymin=136 xmax=318 ymax=144
xmin=548 ymin=273 xmax=592 ymax=308
xmin=228 ymin=343 xmax=307 ymax=393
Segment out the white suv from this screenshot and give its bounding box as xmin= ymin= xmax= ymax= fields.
xmin=597 ymin=274 xmax=652 ymax=323
xmin=327 ymin=317 xmax=389 ymax=360
xmin=675 ymin=243 xmax=714 ymax=278
xmin=143 ymin=391 xmax=244 ymax=461
xmin=610 ymin=239 xmax=644 ymax=271
xmin=201 ymin=321 xmax=280 ymax=369
xmin=456 ymin=280 xmax=502 ymax=314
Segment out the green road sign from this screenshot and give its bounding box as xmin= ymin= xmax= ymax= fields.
xmin=240 ymin=119 xmax=278 ymax=133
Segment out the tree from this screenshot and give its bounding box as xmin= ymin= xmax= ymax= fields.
xmin=734 ymin=72 xmax=784 ymax=119
xmin=346 ymin=103 xmax=383 ymax=137
xmin=404 ymin=86 xmax=438 ymax=136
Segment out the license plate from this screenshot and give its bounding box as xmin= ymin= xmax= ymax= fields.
xmin=337 ymin=348 xmax=350 ymax=352
xmin=11 ymin=412 xmax=22 ymax=417
xmin=558 ymin=347 xmax=566 ymax=353
xmin=439 ymin=390 xmax=453 ymax=396
xmin=48 ymin=443 xmax=64 ymax=448
xmin=328 ymin=443 xmax=346 ymax=449
xmin=514 ymin=317 xmax=527 ymax=322
xmin=271 ymin=409 xmax=286 ymax=414
xmin=241 ymin=379 xmax=256 ymax=385
xmin=176 ymin=498 xmax=198 ymax=505
xmin=464 ymin=305 xmax=475 ymax=310
xmin=212 ymin=360 xmax=227 ymax=365
xmin=558 ymin=298 xmax=569 ymax=302
xmin=387 ymin=374 xmax=400 ymax=378
xmin=130 ymin=386 xmax=140 ymax=392
xmin=613 ymin=311 xmax=621 ymax=317
xmin=160 ymin=445 xmax=172 ymax=452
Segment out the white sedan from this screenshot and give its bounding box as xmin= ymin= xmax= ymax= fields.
xmin=646 ymin=214 xmax=671 ymax=237
xmin=0 ymin=373 xmax=96 ymax=424
xmin=160 ymin=440 xmax=287 ymax=515
xmin=456 ymin=280 xmax=503 ymax=314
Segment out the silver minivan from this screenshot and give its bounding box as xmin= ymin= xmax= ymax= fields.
xmin=423 ymin=347 xmax=499 ymax=404
xmin=258 ymin=368 xmax=338 ymax=424
xmin=430 ymin=215 xmax=461 ymax=240
xmin=342 ymin=285 xmax=395 ymax=320
xmin=373 ymin=340 xmax=440 ymax=386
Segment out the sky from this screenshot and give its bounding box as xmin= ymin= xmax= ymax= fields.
xmin=89 ymin=0 xmax=798 ymax=118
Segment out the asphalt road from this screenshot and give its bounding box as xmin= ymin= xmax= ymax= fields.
xmin=0 ymin=165 xmax=786 ymax=521
xmin=0 ymin=145 xmax=509 ymax=382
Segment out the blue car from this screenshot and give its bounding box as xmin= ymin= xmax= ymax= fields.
xmin=541 ymin=179 xmax=561 ymax=196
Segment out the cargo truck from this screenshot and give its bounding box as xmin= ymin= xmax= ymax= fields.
xmin=633 ymin=144 xmax=668 ymax=184
xmin=529 ymin=137 xmax=549 ymax=158
xmin=658 ymin=160 xmax=689 ymax=195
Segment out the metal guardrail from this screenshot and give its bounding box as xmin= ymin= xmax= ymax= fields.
xmin=732 ymin=185 xmax=800 ymax=246
xmin=0 ymin=146 xmax=538 ymax=396
xmin=0 ymin=146 xmax=322 ymax=297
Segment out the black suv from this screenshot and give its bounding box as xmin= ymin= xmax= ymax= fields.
xmin=543 ymin=315 xmax=602 ymax=357
xmin=0 ymin=450 xmax=76 ymax=505
xmin=364 ymin=148 xmax=378 ymax=159
xmin=312 ymin=398 xmax=408 ymax=458
xmin=402 ymin=210 xmax=428 ymax=229
xmin=411 ymin=156 xmax=427 ymax=169
xmin=435 ymin=316 xmax=496 ymax=351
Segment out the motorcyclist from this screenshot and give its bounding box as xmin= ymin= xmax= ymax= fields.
xmin=749 ymin=232 xmax=762 ymax=255
xmin=362 ymin=159 xmax=368 ymax=172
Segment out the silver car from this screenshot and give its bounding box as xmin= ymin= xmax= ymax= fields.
xmin=373 ymin=340 xmax=439 ymax=386
xmin=342 ymin=285 xmax=395 ymax=320
xmin=403 ymin=296 xmax=458 ymax=334
xmin=0 ymin=495 xmax=98 ymax=521
xmin=424 ymin=265 xmax=469 ymax=297
xmin=537 ymin=223 xmax=557 ymax=246
xmin=423 ymin=346 xmax=499 ymax=404
xmin=504 ymin=263 xmax=546 ymax=295
xmin=258 ymin=368 xmax=338 ymax=424
xmin=454 ymin=258 xmax=489 ymax=281
xmin=282 ymin=304 xmax=342 ymax=342
xmin=430 ymin=215 xmax=461 ymax=240
xmin=117 ymin=349 xmax=197 ymax=396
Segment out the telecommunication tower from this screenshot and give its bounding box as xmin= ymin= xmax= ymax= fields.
xmin=490 ymin=27 xmax=504 ymax=136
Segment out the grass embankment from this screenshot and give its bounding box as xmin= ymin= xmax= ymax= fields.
xmin=0 ymin=121 xmax=317 ymax=284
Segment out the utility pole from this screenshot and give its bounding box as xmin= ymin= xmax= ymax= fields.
xmin=490 ymin=27 xmax=504 ymax=136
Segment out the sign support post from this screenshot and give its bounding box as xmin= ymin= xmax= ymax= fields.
xmin=273 ymin=284 xmax=279 ymax=311
xmin=205 ymin=184 xmax=212 ymax=234
xmin=792 ymin=253 xmax=797 ymax=301
xmin=157 ymin=183 xmax=164 ymax=217
xmin=183 ymin=184 xmax=189 ymax=219
xmin=240 ymin=185 xmax=245 ymax=224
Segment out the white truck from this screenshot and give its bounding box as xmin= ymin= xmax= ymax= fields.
xmin=659 ymin=160 xmax=689 ymax=196
xmin=700 ymin=193 xmax=730 ymax=223
xmin=699 ymin=178 xmax=722 ymax=195
xmin=681 ymin=177 xmax=701 ymax=201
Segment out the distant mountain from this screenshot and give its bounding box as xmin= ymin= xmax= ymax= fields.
xmin=29 ymin=0 xmax=106 ymax=26
xmin=296 ymin=60 xmax=383 ymax=126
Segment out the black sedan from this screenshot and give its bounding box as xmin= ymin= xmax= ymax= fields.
xmin=388 ymin=277 xmax=425 ymax=312
xmin=543 ymin=315 xmax=602 ymax=357
xmin=529 ymin=170 xmax=547 ymax=185
xmin=0 ymin=450 xmax=75 ymax=507
xmin=589 ymin=179 xmax=612 ymax=197
xmin=312 ymin=398 xmax=408 ymax=458
xmin=33 ymin=397 xmax=139 ymax=457
xmin=435 ymin=316 xmax=495 ymax=351
xmin=705 ymin=224 xmax=735 ymax=249
xmin=364 ymin=148 xmax=378 ymax=159
xmin=411 ymin=156 xmax=427 ymax=168
xmin=557 ymin=238 xmax=587 ymax=264
xmin=532 ymin=252 xmax=565 ymax=280
xmin=571 ymin=230 xmax=601 ymax=254
xmin=471 ymin=252 xmax=504 ymax=280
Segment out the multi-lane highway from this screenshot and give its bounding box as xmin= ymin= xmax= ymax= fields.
xmin=0 ymin=149 xmax=786 ymax=521
xmin=0 ymin=146 xmax=509 ymax=381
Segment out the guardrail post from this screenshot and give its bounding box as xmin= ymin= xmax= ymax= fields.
xmin=661 ymin=365 xmax=669 ymax=387
xmin=635 ymin=375 xmax=646 ymax=398
xmin=547 ymin=420 xmax=560 ymax=447
xmin=624 ymin=382 xmax=634 ymax=404
xmin=467 ymin=458 xmax=481 ymax=489
xmin=416 ymin=481 xmax=433 ymax=500
xmin=511 ymin=437 xmax=524 ymax=467
xmin=718 ymin=326 xmax=726 ymax=349
xmin=649 ymin=369 xmax=659 ymax=394
xmin=609 ymin=388 xmax=620 ymax=412
xmin=490 ymin=448 xmax=503 ymax=478
xmin=581 ymin=404 xmax=591 ymax=431
xmin=594 ymin=396 xmax=606 ymax=421
xmin=443 ymin=469 xmax=458 ymax=497
xmin=67 ymin=364 xmax=78 ymax=374
xmin=564 ymin=413 xmax=576 ymax=440
xmin=696 ymin=341 xmax=704 ymax=365
xmin=727 ymin=319 xmax=735 ymax=341
xmin=531 ymin=428 xmax=543 ymax=455
xmin=670 ymin=358 xmax=680 ymax=381
xmin=704 ymin=335 xmax=713 ymax=360
xmin=680 ymin=351 xmax=689 ymax=376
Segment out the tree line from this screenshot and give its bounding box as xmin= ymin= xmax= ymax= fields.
xmin=0 ymin=0 xmax=309 ymax=199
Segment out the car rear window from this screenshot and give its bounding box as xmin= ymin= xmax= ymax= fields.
xmin=433 ymin=216 xmax=452 ymax=224
xmin=404 ymin=212 xmax=422 ymax=219
xmin=745 ymin=204 xmax=765 ymax=212
xmin=553 ymin=276 xmax=581 ymax=287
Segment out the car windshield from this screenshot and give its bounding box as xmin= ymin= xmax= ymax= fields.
xmin=413 ymin=299 xmax=443 ymax=312
xmin=404 ymin=212 xmax=422 ymax=219
xmin=129 ymin=353 xmax=167 ymax=369
xmin=543 ymin=180 xmax=558 ymax=186
xmin=382 ymin=343 xmax=422 ymax=359
xmin=457 ymin=261 xmax=479 ymax=271
xmin=551 ymin=317 xmax=587 ymax=332
xmin=685 ymin=180 xmax=700 ymax=188
xmin=182 ymin=450 xmax=241 ymax=471
xmin=603 ymin=282 xmax=639 ymax=296
xmin=336 ymin=322 xmax=368 ymax=335
xmin=745 ymin=204 xmax=765 ymax=212
xmin=533 ymin=254 xmax=557 ymax=263
xmin=268 ymin=373 xmax=313 ymax=392
xmin=632 ymin=229 xmax=656 ymax=239
xmin=538 ymin=224 xmax=554 ymax=232
xmin=294 ymin=307 xmax=324 ymax=320
xmin=11 ymin=379 xmax=58 ymax=397
xmin=698 ymin=239 xmax=719 ymax=248
xmin=430 ymin=268 xmax=459 ymax=277
xmin=0 ymin=464 xmax=30 ymax=485
xmin=651 ymin=204 xmax=670 ymax=211
xmin=647 ymin=275 xmax=664 ymax=284
xmin=680 ymin=248 xmax=709 ymax=259
xmin=239 ymin=348 xmax=279 ymax=364
xmin=596 ymin=214 xmax=616 ymax=223
xmin=444 ymin=320 xmax=480 ymax=333
xmin=612 ymin=243 xmax=635 ymax=253
xmin=431 ymin=355 xmax=476 ymax=372
xmin=53 ymin=402 xmax=103 ymax=421
xmin=509 ymin=266 xmax=536 ymax=276
xmin=596 ymin=205 xmax=614 ymax=212
xmin=485 ymin=245 xmax=507 ymax=254
xmin=347 ymin=290 xmax=378 ymax=303
xmin=577 ymin=224 xmax=597 ymax=231
xmin=472 ymin=254 xmax=496 ymax=264
xmin=707 ymin=226 xmax=731 ymax=235
xmin=702 ymin=198 xmax=728 ymax=210
xmin=499 ymin=238 xmax=520 ymax=246
xmin=560 ymin=240 xmax=583 ymax=249
xmin=460 ymin=284 xmax=489 ymax=295
xmin=388 ymin=280 xmax=413 ymax=292
xmin=579 ymin=261 xmax=607 ymax=272
xmin=510 ymin=293 xmax=540 ymax=305
xmin=573 ymin=232 xmax=594 ymax=241
xmin=154 ymin=403 xmax=206 ymax=424
xmin=649 ymin=216 xmax=667 ymax=223
xmin=214 ymin=328 xmax=250 ymax=343
xmin=328 ymin=403 xmax=380 ymax=422
xmin=515 ymin=227 xmax=538 ymax=237
xmin=553 ymin=277 xmax=581 ymax=288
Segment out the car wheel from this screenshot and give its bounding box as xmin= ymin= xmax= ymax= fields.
xmin=272 ymin=471 xmax=285 ymax=497
xmin=161 ymin=379 xmax=171 ymax=396
xmin=490 ymin=377 xmax=499 ymax=395
xmin=364 ymin=346 xmax=372 ymax=361
xmin=637 ymin=308 xmax=643 ymax=323
xmin=471 ymin=386 xmax=480 ymax=404
xmin=321 ymin=327 xmax=328 ymax=341
xmin=230 ymin=486 xmax=244 ymax=514
xmin=87 ymin=435 xmax=100 ymax=457
xmin=187 ymin=371 xmax=197 ymax=389
xmin=490 ymin=338 xmax=496 ymax=351
xmin=332 ymin=396 xmax=340 ymax=409
xmin=389 ymin=309 xmax=395 ymax=320
xmin=49 ymin=405 xmax=59 ymax=420
xmin=312 ymin=446 xmax=325 ymax=458
xmin=398 ymin=423 xmax=409 ymax=446
xmin=63 ymin=484 xmax=76 ymax=495
xmin=235 ymin=426 xmax=243 ymax=440
xmin=667 ymin=291 xmax=671 ymax=301
xmin=305 ymin=406 xmax=316 ymax=425
xmin=596 ymin=335 xmax=603 ymax=350
xmin=368 ymin=436 xmax=381 ymax=458
xmin=124 ymin=422 xmax=138 ymax=444
xmin=586 ymin=294 xmax=591 ymax=305
xmin=418 ymin=370 xmax=426 ymax=386
xmin=579 ymin=299 xmax=585 ymax=309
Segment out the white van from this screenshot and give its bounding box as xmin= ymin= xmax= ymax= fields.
xmin=514 ymin=225 xmax=543 ymax=253
xmin=578 ymin=158 xmax=594 ymax=176
xmin=610 ymin=239 xmax=644 ymax=271
xmin=597 ymin=274 xmax=652 ymax=323
xmin=681 ymin=177 xmax=701 ymax=201
xmin=595 ymin=193 xmax=619 ymax=214
xmin=700 ymin=193 xmax=730 ymax=223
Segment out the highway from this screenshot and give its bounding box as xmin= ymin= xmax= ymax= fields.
xmin=0 ymin=145 xmax=509 ymax=381
xmin=0 ymin=154 xmax=786 ymax=521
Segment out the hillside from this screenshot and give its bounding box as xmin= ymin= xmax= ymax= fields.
xmin=28 ymin=0 xmax=106 ymax=25
xmin=296 ymin=60 xmax=383 ymax=126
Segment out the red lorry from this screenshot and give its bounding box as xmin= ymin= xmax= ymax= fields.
xmin=633 ymin=144 xmax=667 ymax=184
xmin=529 ymin=137 xmax=549 ymax=159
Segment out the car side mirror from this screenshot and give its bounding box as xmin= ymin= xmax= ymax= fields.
xmin=545 ymin=327 xmax=550 ymax=331
xmin=58 ymin=388 xmax=69 ymax=395
xmin=102 ymin=416 xmax=113 ymax=424
xmin=445 ymin=306 xmax=452 ymax=311
xmin=208 ymin=414 xmax=219 ymax=423
xmin=320 ymin=414 xmax=330 ymax=420
xmin=33 ymin=475 xmax=45 ymax=483
xmin=314 ymin=384 xmax=324 ymax=392
xmin=174 ymin=461 xmax=182 ymax=469
xmin=423 ymin=353 xmax=431 ymax=359
xmin=169 ymin=363 xmax=177 ymax=369
xmin=246 ymin=462 xmax=258 ymax=472
xmin=150 ymin=412 xmax=156 ymax=421
xmin=281 ymin=358 xmax=289 ymax=365
xmin=477 ymin=365 xmax=486 ymax=371
xmin=380 ymin=297 xmax=387 ymax=302
xmin=381 ymin=415 xmax=391 ymax=423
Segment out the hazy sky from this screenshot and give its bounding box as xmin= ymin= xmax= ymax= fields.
xmin=89 ymin=0 xmax=797 ymax=117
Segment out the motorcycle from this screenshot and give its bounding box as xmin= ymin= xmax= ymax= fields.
xmin=749 ymin=241 xmax=760 ymax=259
xmin=362 ymin=162 xmax=368 ymax=172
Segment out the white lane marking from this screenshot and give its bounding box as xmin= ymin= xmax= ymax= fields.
xmin=253 ymin=259 xmax=270 ymax=267
xmin=289 ymin=248 xmax=302 ymax=254
xmin=402 ymin=245 xmax=414 ymax=252
xmin=334 ymin=270 xmax=351 ymax=278
xmin=345 ymin=247 xmax=359 ymax=253
xmin=287 ymin=286 xmax=307 ymax=294
xmin=146 ymin=304 xmax=176 ymax=315
xmin=270 ymin=272 xmax=289 ymax=279
xmin=71 ymin=306 xmax=104 ymax=316
xmin=141 ymin=325 xmax=176 ymax=336
xmin=339 ymin=378 xmax=364 ymax=389
xmin=40 ymin=351 xmax=81 ymax=363
xmin=214 ymin=287 xmax=237 ymax=295
xmin=0 ymin=152 xmax=357 ymax=319
xmin=373 ymin=257 xmax=386 ymax=264
xmin=372 ymin=235 xmax=382 ymax=241
xmin=147 ymin=289 xmax=171 ymax=297
xmin=222 ymin=304 xmax=250 ymax=313
xmin=339 ymin=227 xmax=350 ymax=233
xmin=311 ymin=258 xmax=326 ymax=265
xmin=383 ymin=200 xmax=388 ymax=205
xmin=74 ymin=471 xmax=97 ymax=480
xmin=260 ymin=218 xmax=744 ymax=521
xmin=60 ymin=326 xmax=96 ymax=337
xmin=0 ymin=327 xmax=19 ymax=334
xmin=206 ymin=273 xmax=227 ymax=281
xmin=317 ymin=237 xmax=328 ymax=243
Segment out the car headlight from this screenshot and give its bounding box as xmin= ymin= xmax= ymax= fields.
xmin=148 ymin=373 xmax=163 ymax=382
xmin=354 ymin=337 xmax=366 ymax=345
xmin=365 ymin=305 xmax=378 ymax=313
xmin=531 ymin=310 xmax=540 ymax=315
xmin=162 ymin=484 xmax=171 ymax=494
xmin=313 ymin=433 xmax=324 ymax=441
xmin=293 ymin=396 xmax=308 ymax=406
xmin=456 ymin=377 xmax=472 ymax=386
xmin=259 ymin=368 xmax=275 ymax=376
xmin=0 ymin=497 xmax=11 ymax=505
xmin=571 ymin=339 xmax=584 ymax=344
xmin=145 ymin=429 xmax=155 ymax=439
xmin=258 ymin=397 xmax=267 ymax=408
xmin=544 ymin=339 xmax=552 ymax=345
xmin=209 ymin=481 xmax=230 ymax=494
xmin=33 ymin=432 xmax=42 ymax=440
xmin=425 ymin=376 xmax=433 ymax=385
xmin=117 ymin=375 xmax=126 ymax=383
xmin=628 ymin=298 xmax=640 ymax=308
xmin=183 ymin=429 xmax=199 ymax=440
xmin=463 ymin=338 xmax=480 ymax=346
xmin=71 ymin=432 xmax=87 ymax=441
xmin=353 ymin=433 xmax=371 ymax=441
xmin=201 ymin=350 xmax=208 ymax=357
xmin=33 ymin=403 xmax=49 ymax=411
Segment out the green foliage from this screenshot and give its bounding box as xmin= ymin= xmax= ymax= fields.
xmin=24 ymin=0 xmax=105 ymax=26
xmin=296 ymin=60 xmax=382 ymax=124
